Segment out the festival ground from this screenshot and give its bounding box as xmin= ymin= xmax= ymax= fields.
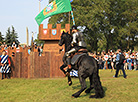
xmin=0 ymin=70 xmax=138 ymax=102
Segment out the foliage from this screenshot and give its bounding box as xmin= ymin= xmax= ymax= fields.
xmin=10 ymin=26 xmax=20 ymax=45
xmin=5 ymin=27 xmax=11 ymax=46
xmin=5 ymin=26 xmax=20 ymax=46
xmin=0 ymin=70 xmax=138 ymax=102
xmin=34 ymin=34 xmax=45 ymax=46
xmin=0 ymin=32 xmax=4 ymax=45
xmin=48 ymin=0 xmax=138 ymax=52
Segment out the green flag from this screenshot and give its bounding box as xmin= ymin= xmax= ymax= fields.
xmin=35 ymin=0 xmax=72 ymax=25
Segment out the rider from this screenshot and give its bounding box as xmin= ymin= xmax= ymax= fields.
xmin=66 ymin=25 xmax=87 ymax=70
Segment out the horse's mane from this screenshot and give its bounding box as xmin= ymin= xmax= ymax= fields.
xmin=62 ymin=32 xmax=72 ymax=51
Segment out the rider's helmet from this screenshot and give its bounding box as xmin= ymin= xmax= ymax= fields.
xmin=71 ymin=25 xmax=77 ymax=30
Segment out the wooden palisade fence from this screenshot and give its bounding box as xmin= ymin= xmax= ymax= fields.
xmin=0 ymin=47 xmax=64 ymax=79
xmin=0 ymin=24 xmax=70 ymax=79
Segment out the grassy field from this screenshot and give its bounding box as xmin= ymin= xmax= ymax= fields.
xmin=0 ymin=70 xmax=138 ymax=102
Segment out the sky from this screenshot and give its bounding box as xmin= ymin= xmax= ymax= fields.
xmin=0 ymin=0 xmax=49 ymax=44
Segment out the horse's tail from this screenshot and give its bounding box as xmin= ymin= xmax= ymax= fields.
xmin=92 ymin=63 xmax=104 ymax=98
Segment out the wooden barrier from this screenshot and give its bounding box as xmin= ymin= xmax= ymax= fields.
xmin=0 ymin=23 xmax=70 ymax=79
xmin=0 ymin=48 xmax=64 ymax=78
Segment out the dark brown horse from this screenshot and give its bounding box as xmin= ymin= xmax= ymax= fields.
xmin=59 ymin=32 xmax=104 ymax=98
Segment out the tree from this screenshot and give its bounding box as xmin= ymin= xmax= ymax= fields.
xmin=48 ymin=0 xmax=138 ymax=52
xmin=0 ymin=32 xmax=4 ymax=45
xmin=118 ymin=0 xmax=138 ymax=51
xmin=10 ymin=26 xmax=20 ymax=45
xmin=5 ymin=26 xmax=20 ymax=46
xmin=34 ymin=34 xmax=45 ymax=46
xmin=5 ymin=27 xmax=11 ymax=46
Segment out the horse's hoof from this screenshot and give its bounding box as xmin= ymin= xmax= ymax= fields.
xmin=72 ymin=96 xmax=75 ymax=98
xmin=72 ymin=94 xmax=79 ymax=98
xmin=89 ymin=95 xmax=103 ymax=98
xmin=89 ymin=95 xmax=96 ymax=98
xmin=85 ymin=89 xmax=91 ymax=93
xmin=68 ymin=81 xmax=72 ymax=86
xmin=72 ymin=95 xmax=79 ymax=98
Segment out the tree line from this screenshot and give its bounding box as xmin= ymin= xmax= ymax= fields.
xmin=48 ymin=0 xmax=138 ymax=52
xmin=0 ymin=26 xmax=19 ymax=46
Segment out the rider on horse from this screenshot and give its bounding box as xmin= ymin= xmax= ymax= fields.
xmin=65 ymin=25 xmax=87 ymax=71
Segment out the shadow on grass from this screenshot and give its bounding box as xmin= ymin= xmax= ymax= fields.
xmin=71 ymin=79 xmax=107 ymax=98
xmin=73 ymin=86 xmax=107 ymax=98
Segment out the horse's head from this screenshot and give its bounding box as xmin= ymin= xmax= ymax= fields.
xmin=59 ymin=31 xmax=68 ymax=46
xmin=59 ymin=31 xmax=72 ymax=52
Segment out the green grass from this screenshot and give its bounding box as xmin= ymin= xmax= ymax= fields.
xmin=0 ymin=70 xmax=138 ymax=102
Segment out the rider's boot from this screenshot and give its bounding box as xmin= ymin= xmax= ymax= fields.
xmin=65 ymin=48 xmax=76 ymax=76
xmin=67 ymin=57 xmax=71 ymax=69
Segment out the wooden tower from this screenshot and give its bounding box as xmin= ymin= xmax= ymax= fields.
xmin=39 ymin=24 xmax=70 ymax=52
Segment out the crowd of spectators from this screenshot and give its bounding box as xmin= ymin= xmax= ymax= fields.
xmin=89 ymin=50 xmax=138 ymax=70
xmin=1 ymin=42 xmax=138 ymax=70
xmin=0 ymin=42 xmax=43 ymax=56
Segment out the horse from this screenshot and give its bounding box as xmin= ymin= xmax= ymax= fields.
xmin=59 ymin=31 xmax=73 ymax=86
xmin=58 ymin=32 xmax=104 ymax=98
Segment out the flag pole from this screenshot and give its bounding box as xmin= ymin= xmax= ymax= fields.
xmin=69 ymin=11 xmax=70 ymax=24
xmin=71 ymin=11 xmax=75 ymax=25
xmin=70 ymin=0 xmax=75 ymax=25
xmin=39 ymin=1 xmax=41 ymax=13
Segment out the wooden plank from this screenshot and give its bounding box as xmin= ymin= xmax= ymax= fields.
xmin=23 ymin=56 xmax=28 ymax=78
xmin=58 ymin=52 xmax=65 ymax=77
xmin=41 ymin=52 xmax=50 ymax=78
xmin=15 ymin=52 xmax=22 ymax=78
xmin=50 ymin=52 xmax=64 ymax=78
xmin=34 ymin=52 xmax=39 ymax=78
xmin=55 ymin=53 xmax=64 ymax=77
xmin=29 ymin=52 xmax=34 ymax=78
xmin=10 ymin=56 xmax=15 ymax=78
xmin=32 ymin=52 xmax=35 ymax=78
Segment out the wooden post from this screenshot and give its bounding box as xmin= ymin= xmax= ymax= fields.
xmin=26 ymin=27 xmax=29 ymax=46
xmin=39 ymin=1 xmax=41 ymax=13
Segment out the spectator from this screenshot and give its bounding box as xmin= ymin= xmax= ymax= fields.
xmin=113 ymin=49 xmax=127 ymax=78
xmin=38 ymin=46 xmax=43 ymax=56
xmin=16 ymin=44 xmax=22 ymax=52
xmin=4 ymin=44 xmax=8 ymax=50
xmin=98 ymin=56 xmax=103 ymax=69
xmin=0 ymin=50 xmax=11 ymax=80
xmin=11 ymin=41 xmax=17 ymax=48
xmin=113 ymin=52 xmax=116 ymax=69
xmin=103 ymin=53 xmax=108 ymax=69
xmin=28 ymin=46 xmax=31 ymax=54
xmin=23 ymin=44 xmax=27 ymax=49
xmin=133 ymin=55 xmax=137 ymax=70
xmin=33 ymin=44 xmax=38 ymax=52
xmin=1 ymin=42 xmax=7 ymax=47
xmin=124 ymin=58 xmax=128 ymax=70
xmin=127 ymin=55 xmax=132 ymax=70
xmin=110 ymin=52 xmax=115 ymax=70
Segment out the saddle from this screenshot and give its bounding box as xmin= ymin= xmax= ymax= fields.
xmin=70 ymin=49 xmax=88 ymax=65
